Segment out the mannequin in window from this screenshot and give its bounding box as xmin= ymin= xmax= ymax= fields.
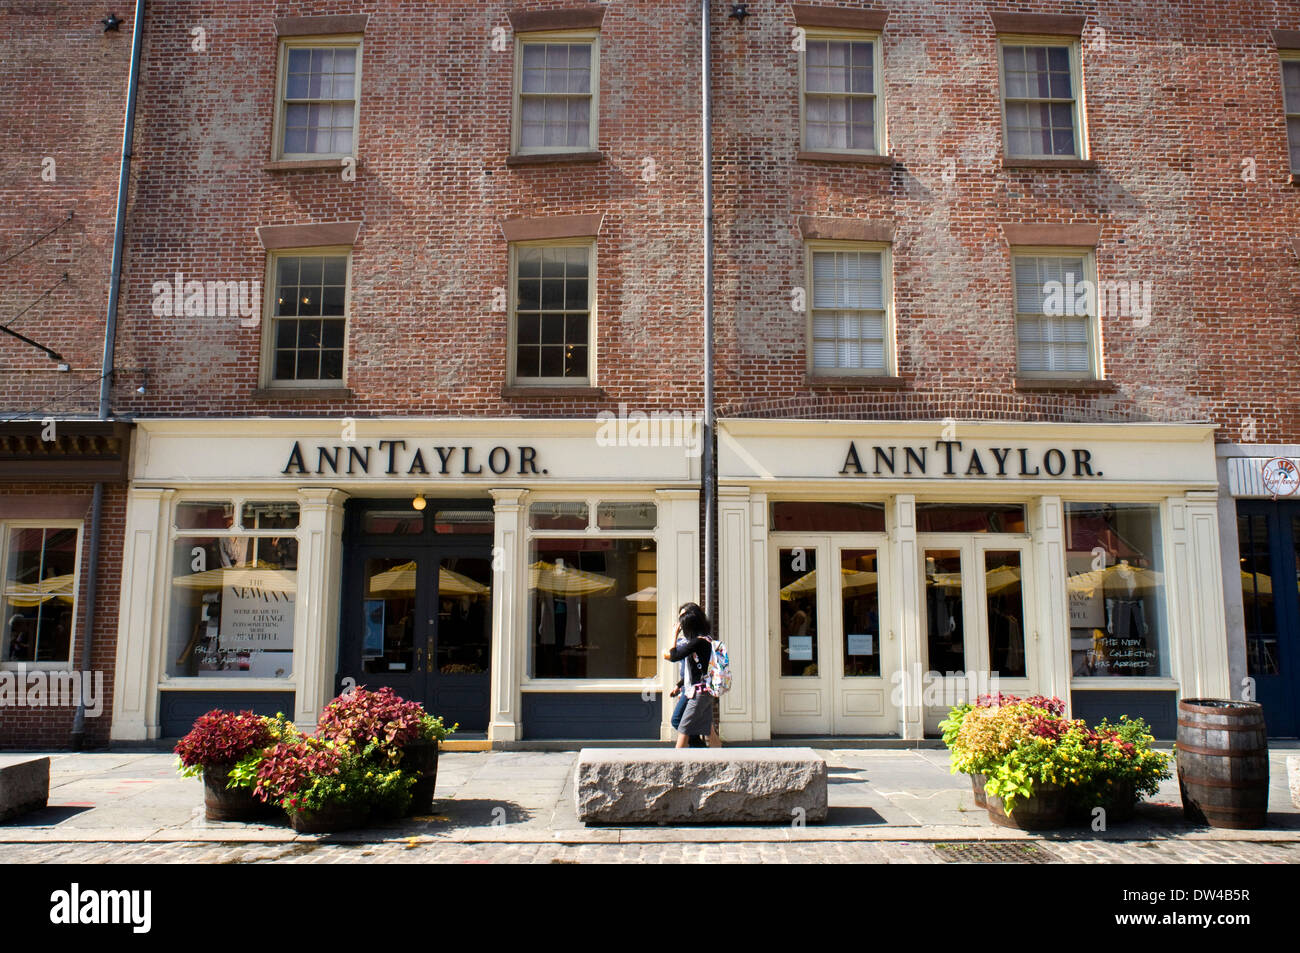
xmin=1104 ymin=559 xmax=1150 ymax=674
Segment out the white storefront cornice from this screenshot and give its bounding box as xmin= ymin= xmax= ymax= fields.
xmin=718 ymin=418 xmax=1218 ymax=442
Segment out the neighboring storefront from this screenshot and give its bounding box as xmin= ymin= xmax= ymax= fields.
xmin=0 ymin=420 xmax=133 ymax=748
xmin=714 ymin=419 xmax=1229 ymax=741
xmin=1217 ymin=445 xmax=1300 ymax=738
xmin=108 ymin=417 xmax=702 ymax=743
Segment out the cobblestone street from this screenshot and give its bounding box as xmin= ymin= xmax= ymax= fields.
xmin=1 ymin=837 xmax=1297 ymax=864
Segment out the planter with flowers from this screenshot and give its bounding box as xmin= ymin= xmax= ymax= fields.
xmin=175 ymin=710 xmax=297 ymax=822
xmin=179 ymin=687 xmax=456 ymax=831
xmin=250 ymin=735 xmax=413 ymax=833
xmin=315 ymin=687 xmax=457 ymax=816
xmin=941 ymin=694 xmax=1171 ymax=830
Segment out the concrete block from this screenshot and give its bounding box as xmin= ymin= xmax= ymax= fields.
xmin=575 ymin=747 xmax=827 ymax=824
xmin=0 ymin=756 xmax=50 ymax=822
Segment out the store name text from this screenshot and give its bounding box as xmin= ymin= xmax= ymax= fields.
xmin=281 ymin=441 xmax=545 ymax=477
xmin=839 ymin=441 xmax=1103 ymax=479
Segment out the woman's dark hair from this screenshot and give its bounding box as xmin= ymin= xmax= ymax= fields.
xmin=677 ymin=602 xmax=712 ymax=639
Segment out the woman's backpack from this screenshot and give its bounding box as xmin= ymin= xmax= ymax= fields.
xmin=704 ymin=637 xmax=732 ymax=696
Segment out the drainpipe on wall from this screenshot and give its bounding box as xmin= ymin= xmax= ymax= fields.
xmin=71 ymin=0 xmax=145 ymax=750
xmin=701 ymin=0 xmax=718 ymax=626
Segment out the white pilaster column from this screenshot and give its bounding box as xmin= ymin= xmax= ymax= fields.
xmin=748 ymin=491 xmax=771 ymax=740
xmin=293 ymin=488 xmax=348 ymax=730
xmin=654 ymin=489 xmax=700 ymax=741
xmin=1169 ymin=491 xmax=1230 ymax=699
xmin=110 ymin=487 xmax=173 ymax=741
xmin=488 ymin=488 xmax=527 ymax=742
xmin=890 ymin=494 xmax=924 ymax=740
xmin=1029 ymin=495 xmax=1071 ymax=708
xmin=718 ymin=485 xmax=759 ymax=741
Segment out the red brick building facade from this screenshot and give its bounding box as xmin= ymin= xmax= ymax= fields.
xmin=4 ymin=1 xmax=1299 ymax=746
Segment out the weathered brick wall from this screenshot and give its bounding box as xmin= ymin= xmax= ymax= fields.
xmin=711 ymin=1 xmax=1300 ymax=442
xmin=0 ymin=1 xmax=133 ymax=416
xmin=0 ymin=485 xmax=124 ymax=750
xmin=109 ymin=0 xmax=705 ymax=419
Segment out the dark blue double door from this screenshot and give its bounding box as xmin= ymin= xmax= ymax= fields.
xmin=338 ymin=502 xmax=494 ymax=732
xmin=1238 ymin=501 xmax=1300 ymax=737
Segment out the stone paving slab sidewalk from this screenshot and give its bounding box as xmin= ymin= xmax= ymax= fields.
xmin=1 ymin=748 xmax=1297 ymax=852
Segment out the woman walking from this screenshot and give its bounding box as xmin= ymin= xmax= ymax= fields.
xmin=664 ymin=602 xmax=720 ymax=749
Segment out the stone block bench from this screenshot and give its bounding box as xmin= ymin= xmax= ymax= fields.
xmin=575 ymin=747 xmax=827 ymax=824
xmin=0 ymin=756 xmax=49 ymax=822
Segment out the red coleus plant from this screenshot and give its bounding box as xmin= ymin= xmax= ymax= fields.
xmin=315 ymin=686 xmax=426 ymax=750
xmin=252 ymin=737 xmax=343 ymax=805
xmin=174 ymin=709 xmax=273 ymax=771
xmin=975 ymin=693 xmax=1066 ymax=717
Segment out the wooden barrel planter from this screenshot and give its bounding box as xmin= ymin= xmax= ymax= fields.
xmin=202 ymin=764 xmax=279 ymax=823
xmin=985 ymin=784 xmax=1069 ymax=831
xmin=1177 ymin=699 xmax=1270 ymax=830
xmin=288 ymin=803 xmax=370 ymax=834
xmin=970 ymin=773 xmax=988 ymax=809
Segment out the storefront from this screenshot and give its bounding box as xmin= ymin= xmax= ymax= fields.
xmin=110 ymin=417 xmax=1232 ymax=744
xmin=108 ymin=417 xmax=702 ymax=743
xmin=1217 ymin=446 xmax=1300 ymax=738
xmin=714 ymin=419 xmax=1230 ymax=741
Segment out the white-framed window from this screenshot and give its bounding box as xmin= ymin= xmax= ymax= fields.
xmin=1281 ymin=54 xmax=1300 ymax=173
xmin=1 ymin=522 xmax=82 ymax=668
xmin=998 ymin=36 xmax=1085 ymax=158
xmin=1012 ymin=248 xmax=1099 ymax=377
xmin=800 ymin=29 xmax=883 ymax=154
xmin=806 ymin=241 xmax=893 ymax=375
xmin=509 ymin=240 xmax=595 ymax=385
xmin=525 ymin=498 xmax=658 ymax=682
xmin=273 ymin=35 xmax=362 ymax=160
xmin=513 ymin=30 xmax=599 ymax=154
xmin=165 ymin=499 xmax=300 ymax=680
xmin=261 ymin=248 xmax=351 ymax=387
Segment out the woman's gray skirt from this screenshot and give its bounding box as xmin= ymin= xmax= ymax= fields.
xmin=678 ymin=692 xmax=714 ymax=736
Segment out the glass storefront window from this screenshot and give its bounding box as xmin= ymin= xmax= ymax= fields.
xmin=528 ymin=538 xmax=655 ymax=678
xmin=1239 ymin=513 xmax=1278 ymax=676
xmin=771 ymin=501 xmax=885 ymax=533
xmin=436 ymin=555 xmax=492 ymax=673
xmin=433 ymin=509 xmax=494 ymax=535
xmin=985 ymin=549 xmax=1027 ymax=678
xmin=925 ymin=549 xmax=965 ymax=672
xmin=241 ymin=501 xmax=300 ymax=530
xmin=596 ymin=502 xmax=657 ymax=530
xmin=362 ymin=509 xmax=425 ymax=536
xmin=167 ymin=533 xmax=297 ymax=678
xmin=529 ymin=501 xmax=589 ymax=531
xmin=361 ymin=556 xmax=416 ymax=675
xmin=2 ymin=526 xmax=79 ymax=663
xmin=778 ymin=547 xmax=819 ymax=676
xmin=840 ymin=549 xmax=880 ymax=676
xmin=916 ymin=503 xmax=1026 ymax=534
xmin=1065 ymin=502 xmax=1168 ymax=678
xmin=176 ymin=501 xmax=234 ymax=531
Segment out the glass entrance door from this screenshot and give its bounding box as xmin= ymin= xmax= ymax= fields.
xmin=920 ymin=537 xmax=1033 ymax=731
xmin=770 ymin=535 xmax=894 ymax=735
xmin=339 ymin=501 xmax=495 ymax=732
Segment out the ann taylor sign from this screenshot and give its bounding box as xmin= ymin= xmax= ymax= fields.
xmin=282 ymin=440 xmax=545 ymax=477
xmin=839 ymin=440 xmax=1103 ymax=479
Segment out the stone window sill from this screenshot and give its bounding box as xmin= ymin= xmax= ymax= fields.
xmin=797 ymin=151 xmax=895 ymax=167
xmin=264 ymin=158 xmax=356 ymax=173
xmin=807 ymin=375 xmax=907 ymax=389
xmin=505 ymin=151 xmax=605 ymax=167
xmin=501 ymin=385 xmax=607 ymax=399
xmin=1002 ymin=157 xmax=1097 ymax=170
xmin=1013 ymin=377 xmax=1116 ymax=392
xmin=251 ymin=387 xmax=354 ymax=401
